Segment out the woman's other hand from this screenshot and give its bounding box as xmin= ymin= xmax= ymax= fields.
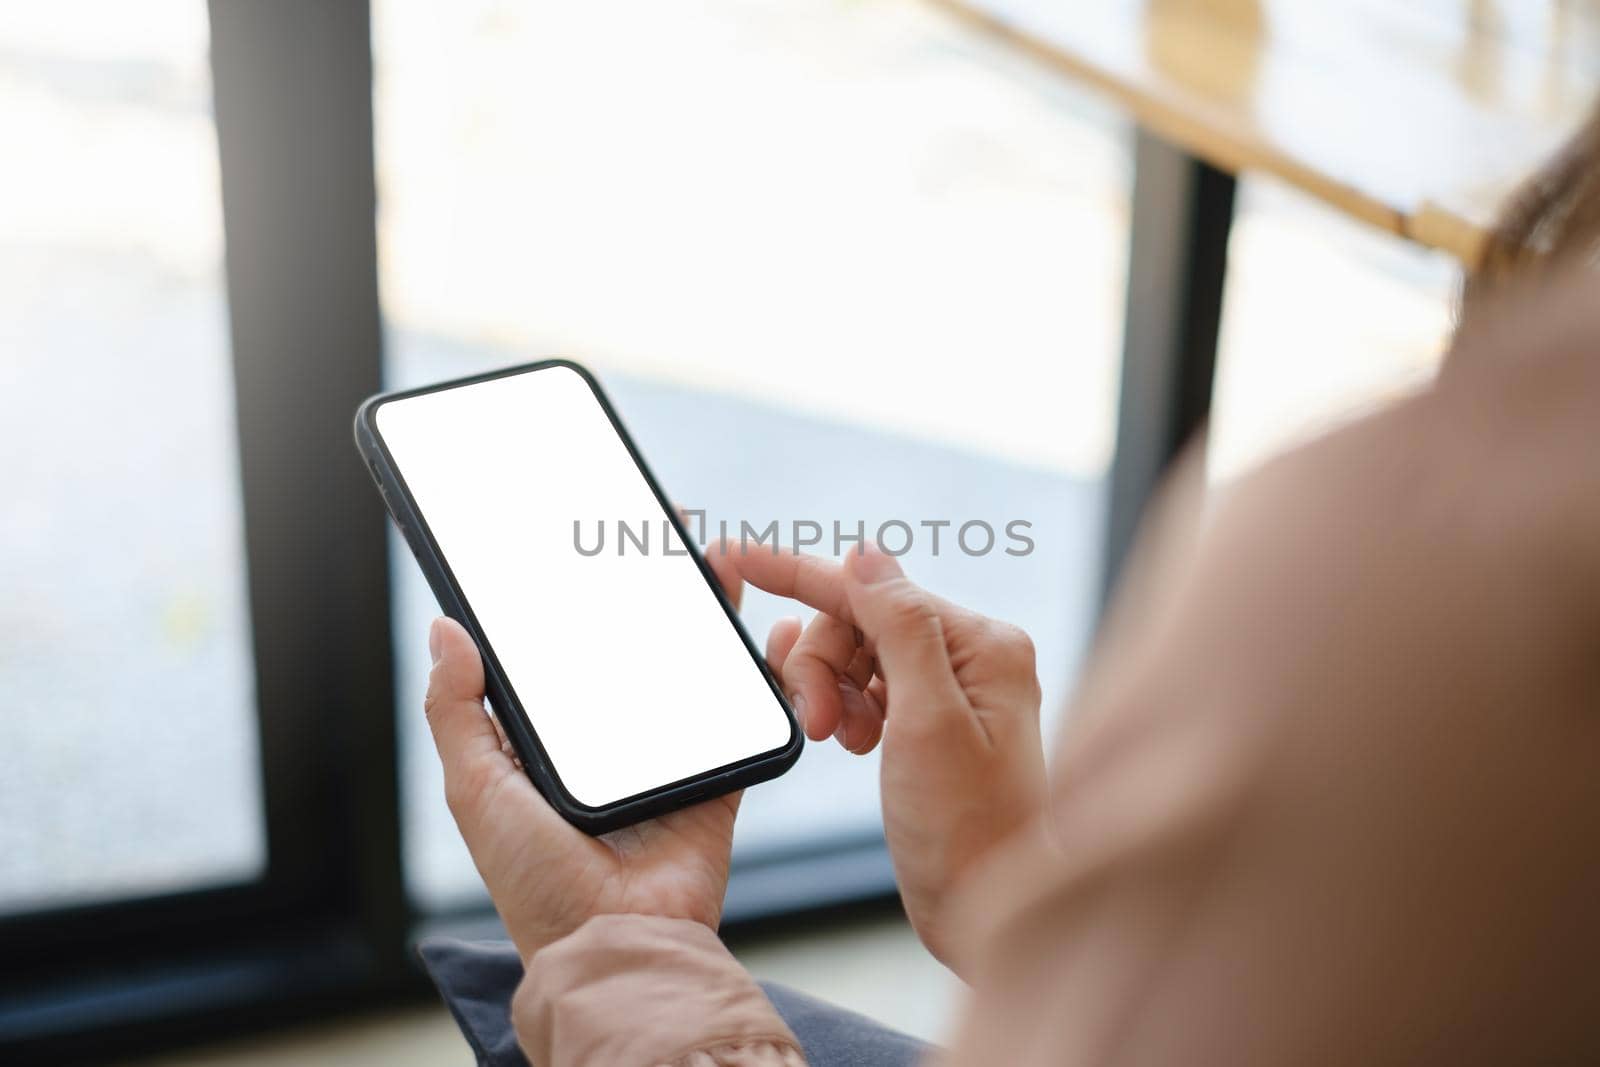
xmin=731 ymin=546 xmax=1047 ymax=970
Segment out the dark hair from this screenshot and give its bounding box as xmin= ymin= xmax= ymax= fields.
xmin=1465 ymin=103 xmax=1600 ymax=314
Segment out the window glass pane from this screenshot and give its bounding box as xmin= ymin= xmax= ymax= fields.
xmin=1210 ymin=178 xmax=1456 ymax=482
xmin=0 ymin=2 xmax=263 ymax=912
xmin=373 ymin=0 xmax=1124 ymax=906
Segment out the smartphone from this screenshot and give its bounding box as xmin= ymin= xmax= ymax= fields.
xmin=354 ymin=359 xmax=802 ymax=834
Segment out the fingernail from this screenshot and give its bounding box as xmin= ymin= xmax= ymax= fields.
xmin=790 ymin=692 xmax=807 ymax=730
xmin=429 ymin=618 xmax=445 ymax=664
xmin=848 ymin=547 xmax=902 ymax=585
xmin=834 ymin=721 xmax=849 ymax=748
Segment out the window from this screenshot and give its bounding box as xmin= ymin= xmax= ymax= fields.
xmin=3 ymin=0 xmax=1467 ymax=1058
xmin=0 ymin=1 xmax=263 ymax=914
xmin=1209 ymin=178 xmax=1455 ymax=481
xmin=2 ymin=3 xmax=405 ymax=1056
xmin=371 ymin=0 xmax=1128 ymax=909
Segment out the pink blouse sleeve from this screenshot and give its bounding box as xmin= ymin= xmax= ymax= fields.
xmin=513 ymin=913 xmax=807 ymax=1067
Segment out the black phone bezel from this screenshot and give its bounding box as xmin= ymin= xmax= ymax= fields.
xmin=353 ymin=358 xmax=803 ymax=835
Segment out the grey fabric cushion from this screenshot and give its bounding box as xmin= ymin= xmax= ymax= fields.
xmin=416 ymin=936 xmax=930 ymax=1067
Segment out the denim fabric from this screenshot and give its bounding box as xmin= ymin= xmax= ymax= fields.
xmin=416 ymin=937 xmax=930 ymax=1067
xmin=416 ymin=939 xmax=528 ymax=1067
xmin=758 ymin=981 xmax=928 ymax=1067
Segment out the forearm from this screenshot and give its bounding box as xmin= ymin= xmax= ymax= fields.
xmin=942 ymin=267 xmax=1600 ymax=1065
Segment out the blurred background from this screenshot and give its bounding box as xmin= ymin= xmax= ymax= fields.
xmin=3 ymin=0 xmax=1576 ymax=1062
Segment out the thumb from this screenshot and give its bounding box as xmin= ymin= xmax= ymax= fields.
xmin=842 ymin=547 xmax=971 ymax=727
xmin=425 ymin=616 xmax=505 ymax=776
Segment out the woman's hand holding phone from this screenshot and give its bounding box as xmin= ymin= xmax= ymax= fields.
xmin=422 ymin=556 xmax=802 ymax=962
xmin=421 ymin=527 xmax=1045 ymax=969
xmin=729 ymin=546 xmax=1049 ymax=972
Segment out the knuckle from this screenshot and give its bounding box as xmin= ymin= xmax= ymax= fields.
xmin=879 ymin=585 xmax=940 ymax=635
xmin=794 ymin=624 xmax=851 ymax=672
xmin=424 ymin=662 xmax=451 ymax=707
xmin=512 ymin=970 xmax=538 ymax=1012
xmin=1006 ymin=624 xmax=1038 ymax=667
xmin=986 ymin=620 xmax=1037 ymax=670
xmin=787 ymin=642 xmax=829 ymax=676
xmin=511 ymin=974 xmax=542 ymax=1043
xmin=979 ymin=621 xmax=1043 ymax=714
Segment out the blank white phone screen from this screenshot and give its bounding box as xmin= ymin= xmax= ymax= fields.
xmin=375 ymin=364 xmax=794 ymax=809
